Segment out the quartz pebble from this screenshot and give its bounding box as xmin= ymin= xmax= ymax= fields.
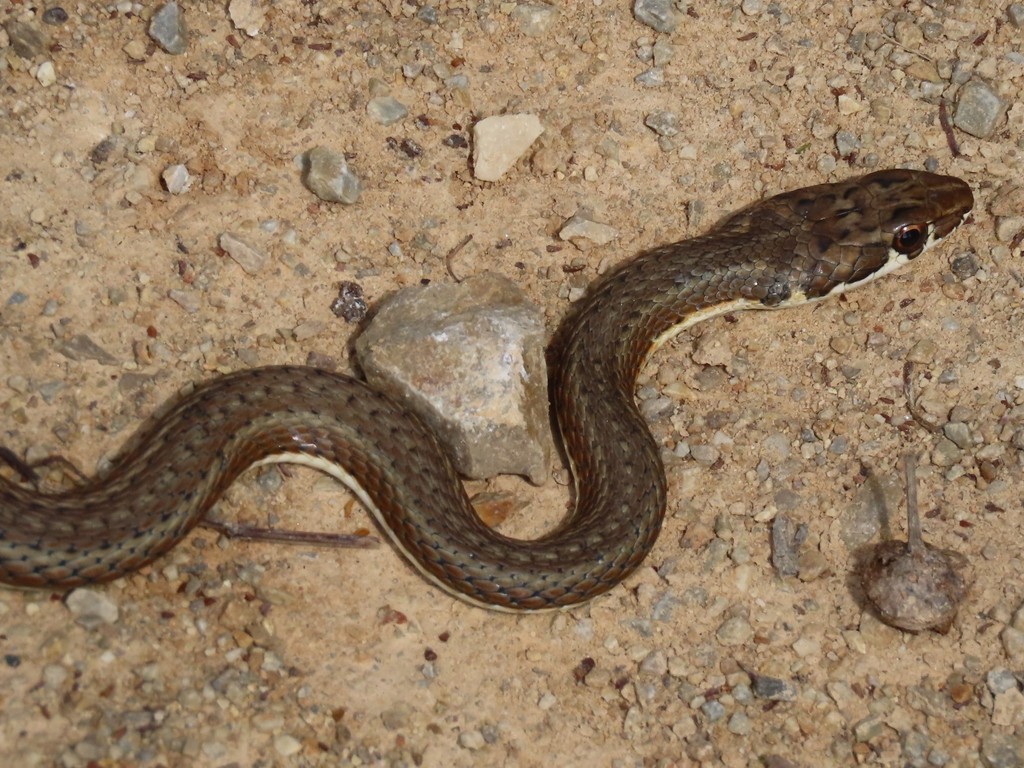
xmin=472 ymin=114 xmax=544 ymax=181
xmin=229 ymin=0 xmax=266 ymax=36
xmin=162 ymin=164 xmax=192 ymax=194
xmin=34 ymin=61 xmax=56 ymax=87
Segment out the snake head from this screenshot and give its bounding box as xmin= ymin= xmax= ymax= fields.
xmin=791 ymin=169 xmax=974 ymax=300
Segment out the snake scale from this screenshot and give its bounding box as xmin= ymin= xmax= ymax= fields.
xmin=0 ymin=169 xmax=973 ymax=610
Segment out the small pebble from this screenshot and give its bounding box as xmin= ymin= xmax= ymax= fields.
xmin=458 ymin=729 xmax=486 ymax=750
xmin=272 ymin=734 xmax=301 ymax=757
xmin=633 ymin=0 xmax=678 ymax=33
xmin=751 ymin=674 xmax=798 ymax=701
xmin=303 ymin=146 xmax=361 ymax=204
xmin=162 ymin=164 xmax=192 ymax=194
xmin=727 ymin=711 xmax=753 ymax=735
xmin=4 ymin=20 xmax=49 ymax=59
xmin=558 ymin=213 xmax=618 ymax=245
xmin=219 ymin=232 xmax=268 ymax=275
xmin=953 ymin=79 xmax=1008 ymax=138
xmin=149 ymin=2 xmax=189 ymax=55
xmin=168 ymin=288 xmax=201 ymax=313
xmin=35 ymin=61 xmax=56 ymax=87
xmin=42 ymin=7 xmax=69 ymax=25
xmin=716 ymin=616 xmax=752 ymax=646
xmin=510 ymin=3 xmax=558 ymax=36
xmin=472 ymin=114 xmax=544 ymax=182
xmin=65 ymin=588 xmax=119 ymax=627
xmin=697 ymin=699 xmax=723 ymax=722
xmin=645 ymin=111 xmax=680 ymax=137
xmin=366 ymin=96 xmax=408 ymax=126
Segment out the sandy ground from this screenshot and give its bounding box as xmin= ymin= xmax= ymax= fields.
xmin=1 ymin=1 xmax=1022 ymax=766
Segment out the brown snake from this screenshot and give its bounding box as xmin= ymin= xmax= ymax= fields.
xmin=0 ymin=169 xmax=973 ymax=610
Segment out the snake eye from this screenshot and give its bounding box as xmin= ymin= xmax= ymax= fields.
xmin=892 ymin=224 xmax=927 ymax=256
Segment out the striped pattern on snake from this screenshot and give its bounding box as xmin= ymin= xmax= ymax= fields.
xmin=0 ymin=169 xmax=973 ymax=610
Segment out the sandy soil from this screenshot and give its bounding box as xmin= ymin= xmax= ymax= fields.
xmin=1 ymin=1 xmax=1022 ymax=766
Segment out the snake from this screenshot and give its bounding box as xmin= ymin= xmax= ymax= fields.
xmin=0 ymin=169 xmax=973 ymax=611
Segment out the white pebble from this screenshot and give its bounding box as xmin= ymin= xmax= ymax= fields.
xmin=35 ymin=61 xmax=56 ymax=87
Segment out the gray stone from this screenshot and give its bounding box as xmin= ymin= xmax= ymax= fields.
xmin=1009 ymin=4 xmax=1024 ymax=28
xmin=366 ymin=96 xmax=408 ymax=126
xmin=644 ymin=111 xmax=680 ymax=137
xmin=42 ymin=7 xmax=69 ymax=26
xmin=635 ymin=68 xmax=665 ymax=87
xmin=302 ymin=146 xmax=361 ymax=204
xmin=558 ymin=213 xmax=618 ymax=245
xmin=750 ymin=673 xmax=798 ymax=701
xmin=4 ymin=20 xmax=48 ymax=59
xmin=835 ymin=130 xmax=861 ymax=157
xmin=510 ymin=4 xmax=557 ymax=36
xmin=65 ymin=588 xmax=119 ymax=627
xmin=690 ymin=444 xmax=720 ymax=466
xmin=219 ymin=232 xmax=268 ymax=275
xmin=633 ymin=0 xmax=678 ymax=33
xmin=954 ymin=80 xmax=1008 ymax=139
xmin=639 ymin=650 xmax=668 ymax=676
xmin=1002 ymin=626 xmax=1024 ymax=665
xmin=416 ymin=6 xmax=438 ymax=23
xmin=727 ymin=712 xmax=752 ymax=735
xmin=854 ymin=714 xmax=884 ymax=742
xmin=931 ymin=437 xmax=963 ymax=468
xmin=981 ymin=732 xmax=1023 ymax=768
xmin=700 ymin=699 xmax=725 ymax=721
xmin=356 ymin=273 xmax=552 ymax=485
xmin=715 ymin=616 xmax=752 ymax=646
xmin=56 ymin=334 xmax=119 ymax=365
xmin=943 ymin=421 xmax=972 ymax=450
xmin=771 ymin=514 xmax=808 ymax=576
xmin=168 ymin=288 xmax=201 ymax=313
xmin=149 ymin=2 xmax=189 ymax=55
xmin=988 ymin=667 xmax=1020 ymax=695
xmin=472 ymin=114 xmax=544 ymax=181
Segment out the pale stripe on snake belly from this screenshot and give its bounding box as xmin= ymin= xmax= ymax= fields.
xmin=0 ymin=169 xmax=973 ymax=610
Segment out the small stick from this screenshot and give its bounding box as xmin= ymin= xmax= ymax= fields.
xmin=937 ymin=101 xmax=962 ymax=158
xmin=201 ymin=519 xmax=381 ymax=549
xmin=445 ymin=234 xmax=473 ymax=282
xmin=904 ymin=452 xmax=922 ymax=554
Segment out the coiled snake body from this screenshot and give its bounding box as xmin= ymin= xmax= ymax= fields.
xmin=0 ymin=170 xmax=973 ymax=610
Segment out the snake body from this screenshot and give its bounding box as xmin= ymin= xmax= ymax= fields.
xmin=0 ymin=170 xmax=973 ymax=610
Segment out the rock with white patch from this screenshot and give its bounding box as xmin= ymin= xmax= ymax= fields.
xmin=472 ymin=114 xmax=544 ymax=182
xmin=356 ymin=273 xmax=552 ymax=484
